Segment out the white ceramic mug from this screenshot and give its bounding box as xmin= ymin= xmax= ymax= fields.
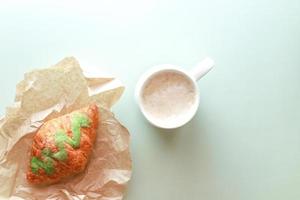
xmin=135 ymin=57 xmax=214 ymax=129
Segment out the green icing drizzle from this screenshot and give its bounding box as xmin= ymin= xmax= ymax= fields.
xmin=67 ymin=114 xmax=90 ymax=148
xmin=31 ymin=113 xmax=90 ymax=175
xmin=31 ymin=151 xmax=54 ymax=175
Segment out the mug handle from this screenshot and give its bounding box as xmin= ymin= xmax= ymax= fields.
xmin=190 ymin=57 xmax=214 ymax=81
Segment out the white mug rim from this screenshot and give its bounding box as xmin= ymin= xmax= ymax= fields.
xmin=135 ymin=64 xmax=200 ymax=129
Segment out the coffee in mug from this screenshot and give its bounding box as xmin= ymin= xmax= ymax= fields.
xmin=135 ymin=57 xmax=214 ymax=129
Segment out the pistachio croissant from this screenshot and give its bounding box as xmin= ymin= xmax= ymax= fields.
xmin=26 ymin=104 xmax=99 ymax=185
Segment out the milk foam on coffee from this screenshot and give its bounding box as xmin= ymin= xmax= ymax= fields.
xmin=141 ymin=70 xmax=196 ymax=126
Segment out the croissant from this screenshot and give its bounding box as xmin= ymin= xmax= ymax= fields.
xmin=26 ymin=104 xmax=99 ymax=185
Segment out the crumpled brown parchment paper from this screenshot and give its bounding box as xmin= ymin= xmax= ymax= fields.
xmin=0 ymin=57 xmax=132 ymax=200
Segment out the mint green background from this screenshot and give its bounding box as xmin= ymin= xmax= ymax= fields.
xmin=0 ymin=1 xmax=300 ymax=200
